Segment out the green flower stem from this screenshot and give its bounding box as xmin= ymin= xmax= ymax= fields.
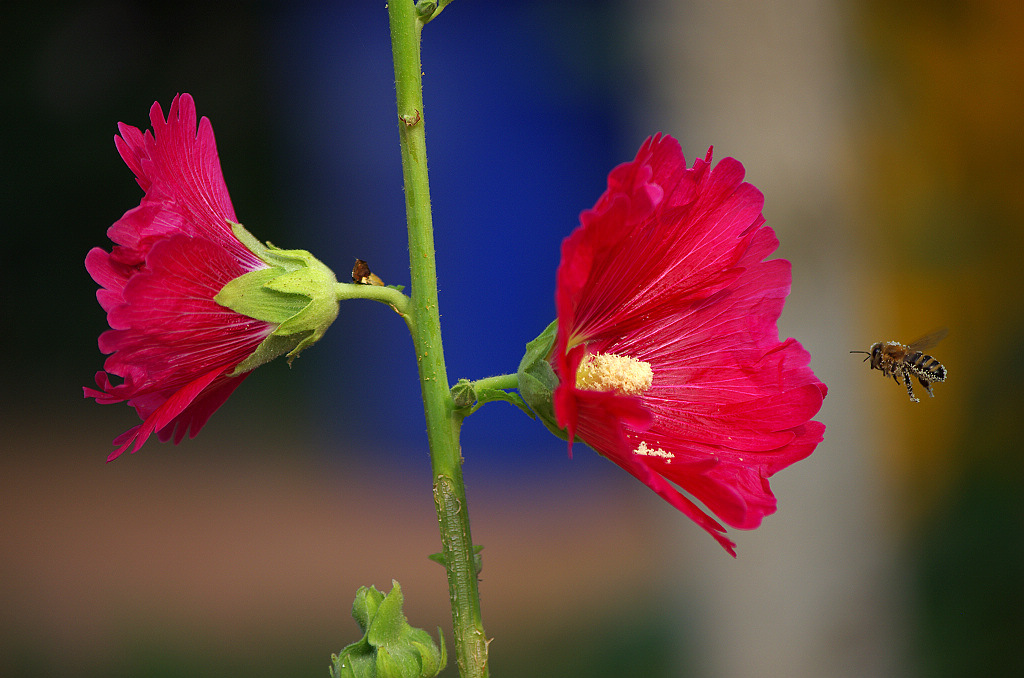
xmin=387 ymin=3 xmax=489 ymax=678
xmin=333 ymin=282 xmax=412 ymax=321
xmin=471 ymin=374 xmax=519 ymax=392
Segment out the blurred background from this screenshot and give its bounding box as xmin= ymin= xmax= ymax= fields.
xmin=2 ymin=0 xmax=1022 ymax=676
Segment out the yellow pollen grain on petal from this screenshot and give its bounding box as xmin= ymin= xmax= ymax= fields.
xmin=575 ymin=352 xmax=654 ymax=396
xmin=635 ymin=441 xmax=673 ymax=461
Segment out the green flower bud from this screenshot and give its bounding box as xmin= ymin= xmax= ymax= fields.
xmin=450 ymin=379 xmax=476 ymax=408
xmin=330 ymin=581 xmax=446 ymax=678
xmin=214 ymin=222 xmax=340 ymax=374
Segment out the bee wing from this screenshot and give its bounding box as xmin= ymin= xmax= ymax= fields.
xmin=908 ymin=327 xmax=948 ymax=351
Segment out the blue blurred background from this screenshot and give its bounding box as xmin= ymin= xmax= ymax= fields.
xmin=2 ymin=1 xmax=1022 ymax=676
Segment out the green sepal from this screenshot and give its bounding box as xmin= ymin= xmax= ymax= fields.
xmin=214 ymin=222 xmax=340 ymax=374
xmin=516 ymin=319 xmax=572 ymax=440
xmin=213 ymin=267 xmax=309 ymax=324
xmin=351 ymin=585 xmax=385 ymax=632
xmin=330 ymin=581 xmax=446 ymax=678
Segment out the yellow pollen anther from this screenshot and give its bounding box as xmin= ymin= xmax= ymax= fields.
xmin=575 ymin=352 xmax=653 ymax=396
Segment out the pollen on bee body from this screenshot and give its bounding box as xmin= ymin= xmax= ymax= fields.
xmin=575 ymin=352 xmax=653 ymax=396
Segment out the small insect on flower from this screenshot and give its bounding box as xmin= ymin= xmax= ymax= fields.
xmin=351 ymin=259 xmax=385 ymax=286
xmin=850 ymin=328 xmax=948 ymax=402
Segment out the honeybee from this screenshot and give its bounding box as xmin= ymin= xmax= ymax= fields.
xmin=850 ymin=328 xmax=948 ymax=402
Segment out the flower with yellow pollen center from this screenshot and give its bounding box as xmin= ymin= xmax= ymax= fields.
xmin=574 ymin=352 xmax=654 ymax=396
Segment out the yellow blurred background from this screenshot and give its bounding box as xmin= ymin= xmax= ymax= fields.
xmin=2 ymin=1 xmax=1022 ymax=676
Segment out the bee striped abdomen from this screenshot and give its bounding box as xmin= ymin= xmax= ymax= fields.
xmin=907 ymin=351 xmax=947 ymax=382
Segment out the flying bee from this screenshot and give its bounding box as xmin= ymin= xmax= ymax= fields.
xmin=850 ymin=328 xmax=948 ymax=402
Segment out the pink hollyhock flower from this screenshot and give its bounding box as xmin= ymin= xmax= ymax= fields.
xmin=86 ymin=94 xmax=339 ymax=461
xmin=518 ymin=134 xmax=826 ymax=555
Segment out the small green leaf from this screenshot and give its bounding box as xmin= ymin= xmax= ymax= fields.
xmin=428 ymin=545 xmax=483 ymax=575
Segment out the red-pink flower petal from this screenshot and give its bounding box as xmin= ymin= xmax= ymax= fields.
xmin=105 ymin=365 xmax=252 ymax=461
xmin=85 ymin=94 xmax=275 ymax=459
xmin=95 ymin=234 xmax=273 ymax=392
xmin=552 ymin=134 xmax=827 ymax=554
xmin=110 ymin=94 xmax=256 ymax=265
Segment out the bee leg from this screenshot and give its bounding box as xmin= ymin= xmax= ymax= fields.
xmin=918 ymin=377 xmax=935 ymax=398
xmin=902 ymin=371 xmax=920 ymax=402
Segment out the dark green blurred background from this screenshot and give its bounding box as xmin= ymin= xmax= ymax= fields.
xmin=2 ymin=1 xmax=1022 ymax=676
